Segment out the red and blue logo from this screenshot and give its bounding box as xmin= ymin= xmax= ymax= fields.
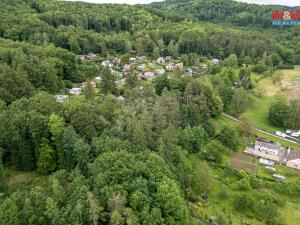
xmin=272 ymin=10 xmax=300 ymax=26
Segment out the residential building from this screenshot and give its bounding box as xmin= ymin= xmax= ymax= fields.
xmin=253 ymin=140 xmax=281 ymax=162
xmin=55 ymin=95 xmax=69 ymax=103
xmin=144 ymin=71 xmax=155 ymax=79
xmin=157 ymin=57 xmax=165 ymax=64
xmin=165 ymin=56 xmax=172 ymax=62
xmin=155 ymin=68 xmax=165 ymax=75
xmin=282 ymin=149 xmax=300 ymax=170
xmin=87 ymin=52 xmax=96 ymax=59
xmin=69 ymin=87 xmax=82 ymax=95
xmin=166 ymin=63 xmax=175 ymax=70
xmin=78 ymin=55 xmax=85 ymax=60
xmin=175 ymin=62 xmax=184 ymax=70
xmin=102 ymin=60 xmax=113 ymax=68
xmin=95 ymin=76 xmax=102 ymax=83
xmin=123 ymin=64 xmax=131 ymax=73
xmin=212 ymin=58 xmax=220 ymax=65
xmin=113 ymin=57 xmax=121 ymax=65
xmin=129 ymin=57 xmax=136 ymax=63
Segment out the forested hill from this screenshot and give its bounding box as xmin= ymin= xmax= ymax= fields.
xmin=1 ymin=1 xmax=300 ymax=225
xmin=148 ymin=0 xmax=300 ymax=27
xmin=0 ymin=0 xmax=296 ymax=100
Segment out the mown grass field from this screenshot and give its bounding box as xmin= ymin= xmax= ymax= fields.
xmin=242 ymin=66 xmax=300 ymax=134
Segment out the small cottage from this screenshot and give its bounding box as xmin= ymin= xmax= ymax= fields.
xmin=166 ymin=63 xmax=175 ymax=70
xmin=123 ymin=64 xmax=131 ymax=73
xmin=144 ymin=71 xmax=155 ymax=79
xmin=155 ymin=68 xmax=165 ymax=75
xmin=175 ymin=62 xmax=184 ymax=70
xmin=55 ymin=95 xmax=69 ymax=103
xmin=87 ymin=52 xmax=97 ymax=59
xmin=69 ymin=88 xmax=82 ymax=95
xmin=95 ymin=76 xmax=102 ymax=83
xmin=157 ymin=57 xmax=165 ymax=64
xmin=212 ymin=58 xmax=220 ymax=65
xmin=282 ymin=149 xmax=300 ymax=170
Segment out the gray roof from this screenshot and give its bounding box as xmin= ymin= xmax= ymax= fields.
xmin=283 ymin=149 xmax=300 ymax=161
xmin=255 ymin=140 xmax=281 ymax=151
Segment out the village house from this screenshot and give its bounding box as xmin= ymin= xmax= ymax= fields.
xmin=144 ymin=71 xmax=155 ymax=79
xmin=137 ymin=73 xmax=145 ymax=80
xmin=138 ymin=64 xmax=146 ymax=71
xmin=137 ymin=56 xmax=147 ymax=61
xmin=157 ymin=57 xmax=165 ymax=64
xmin=212 ymin=58 xmax=220 ymax=65
xmin=55 ymin=95 xmax=69 ymax=103
xmin=116 ymin=78 xmax=126 ymax=86
xmin=78 ymin=55 xmax=85 ymax=60
xmin=117 ymin=95 xmax=125 ymax=102
xmin=87 ymin=52 xmax=97 ymax=59
xmin=102 ymin=60 xmax=113 ymax=68
xmin=166 ymin=63 xmax=176 ymax=70
xmin=165 ymin=56 xmax=173 ymax=62
xmin=254 ymin=140 xmax=281 ymax=162
xmin=129 ymin=57 xmax=136 ymax=63
xmin=281 ymin=149 xmax=300 ymax=170
xmin=123 ymin=64 xmax=131 ymax=73
xmin=89 ymin=81 xmax=97 ymax=88
xmin=175 ymin=62 xmax=184 ymax=70
xmin=69 ymin=87 xmax=82 ymax=95
xmin=113 ymin=56 xmax=121 ymax=65
xmin=186 ymin=67 xmax=193 ymax=74
xmin=155 ymin=68 xmax=165 ymax=75
xmin=95 ymin=76 xmax=102 ymax=83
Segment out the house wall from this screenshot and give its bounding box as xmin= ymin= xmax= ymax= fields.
xmin=253 ymin=150 xmax=280 ymax=162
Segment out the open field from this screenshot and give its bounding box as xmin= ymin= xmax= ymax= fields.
xmin=242 ymin=66 xmax=300 ymax=134
xmin=242 ymin=95 xmax=283 ymax=133
xmin=281 ymin=201 xmax=300 ymax=225
xmin=281 ymin=66 xmax=300 ymax=100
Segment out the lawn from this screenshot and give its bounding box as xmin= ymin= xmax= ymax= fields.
xmin=242 ymin=66 xmax=300 ymax=134
xmin=242 ymin=95 xmax=284 ymax=133
xmin=281 ymin=201 xmax=300 ymax=225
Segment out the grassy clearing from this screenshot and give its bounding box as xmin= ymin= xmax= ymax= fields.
xmin=242 ymin=95 xmax=283 ymax=133
xmin=6 ymin=167 xmax=48 ymax=192
xmin=242 ymin=67 xmax=300 ymax=135
xmin=193 ymin=172 xmax=264 ymax=225
xmin=281 ymin=201 xmax=300 ymax=225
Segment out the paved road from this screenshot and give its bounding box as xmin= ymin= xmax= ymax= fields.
xmin=221 ymin=113 xmax=299 ymax=145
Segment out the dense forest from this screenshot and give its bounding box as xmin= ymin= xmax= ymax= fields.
xmin=0 ymin=0 xmax=300 ymax=225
